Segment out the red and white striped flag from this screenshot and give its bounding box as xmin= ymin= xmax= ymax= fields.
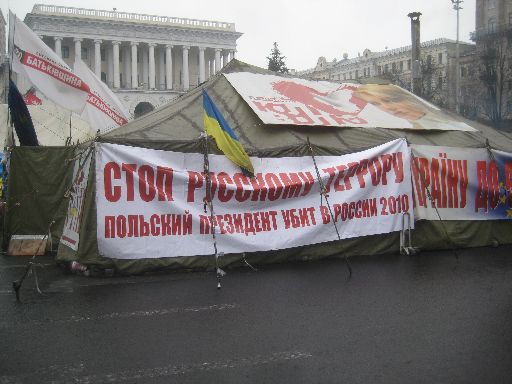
xmin=9 ymin=11 xmax=90 ymax=113
xmin=73 ymin=59 xmax=130 ymax=133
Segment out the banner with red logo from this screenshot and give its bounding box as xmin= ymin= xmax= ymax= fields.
xmin=9 ymin=11 xmax=89 ymax=113
xmin=74 ymin=59 xmax=129 ymax=133
xmin=95 ymin=139 xmax=413 ymax=259
xmin=411 ymin=145 xmax=512 ymax=220
xmin=224 ymin=73 xmax=475 ymax=131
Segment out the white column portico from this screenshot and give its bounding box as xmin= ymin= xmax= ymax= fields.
xmin=148 ymin=43 xmax=156 ymax=89
xmin=215 ymin=49 xmax=221 ymax=73
xmin=131 ymin=42 xmax=138 ymax=88
xmin=165 ymin=45 xmax=173 ymax=90
xmin=198 ymin=46 xmax=206 ymax=84
xmin=54 ymin=37 xmax=62 ymax=58
xmin=230 ymin=50 xmax=236 ymax=60
xmin=182 ymin=45 xmax=190 ymax=91
xmin=112 ymin=41 xmax=121 ymax=89
xmin=94 ymin=39 xmax=102 ymax=78
xmin=74 ymin=38 xmax=82 ymax=61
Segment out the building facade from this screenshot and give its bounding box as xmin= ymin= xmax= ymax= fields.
xmin=21 ymin=4 xmax=242 ymax=116
xmin=0 ymin=10 xmax=7 ymax=104
xmin=468 ymin=0 xmax=512 ymax=126
xmin=298 ymin=38 xmax=475 ymax=111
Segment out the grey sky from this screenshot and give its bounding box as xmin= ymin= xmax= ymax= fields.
xmin=2 ymin=0 xmax=476 ymax=70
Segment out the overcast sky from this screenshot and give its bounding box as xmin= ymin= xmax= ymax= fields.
xmin=3 ymin=0 xmax=476 ymax=70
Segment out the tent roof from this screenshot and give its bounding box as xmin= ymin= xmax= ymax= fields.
xmin=101 ymin=59 xmax=512 ymax=155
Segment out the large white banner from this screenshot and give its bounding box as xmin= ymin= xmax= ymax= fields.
xmin=9 ymin=11 xmax=90 ymax=113
xmin=95 ymin=139 xmax=413 ymax=259
xmin=224 ymin=73 xmax=476 ymax=131
xmin=411 ymin=145 xmax=512 ymax=220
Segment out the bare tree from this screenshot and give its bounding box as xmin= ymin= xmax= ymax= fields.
xmin=478 ymin=37 xmax=510 ymax=128
xmin=381 ymin=56 xmax=446 ymax=107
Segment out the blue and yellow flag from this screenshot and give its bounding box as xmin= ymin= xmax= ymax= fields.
xmin=203 ymin=90 xmax=254 ymax=176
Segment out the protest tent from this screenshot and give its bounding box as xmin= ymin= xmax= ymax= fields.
xmin=5 ymin=60 xmax=512 ymax=275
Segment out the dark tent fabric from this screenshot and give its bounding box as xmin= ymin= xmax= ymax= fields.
xmin=4 ymin=60 xmax=512 ymax=274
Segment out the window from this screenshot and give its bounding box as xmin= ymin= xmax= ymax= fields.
xmin=509 ymin=13 xmax=512 ymax=26
xmin=460 ymin=66 xmax=467 ymax=77
xmin=349 ymin=72 xmax=352 ymax=79
xmin=62 ymin=46 xmax=69 ymax=59
xmin=488 ymin=18 xmax=497 ymax=33
xmin=392 ymin=62 xmax=396 ymax=72
xmin=384 ymin=64 xmax=389 ymax=73
xmin=377 ymin=66 xmax=382 ymax=75
xmin=343 ymin=73 xmax=347 ymax=80
xmin=363 ymin=68 xmax=367 ymax=77
xmin=438 ymin=53 xmax=443 ymax=64
xmin=488 ymin=0 xmax=496 ymax=9
xmin=407 ymin=59 xmax=411 ymax=70
xmin=399 ymin=61 xmax=404 ymax=71
xmin=355 ymin=70 xmax=359 ymax=78
xmin=438 ymin=75 xmax=443 ymax=88
xmin=81 ymin=47 xmax=88 ymax=60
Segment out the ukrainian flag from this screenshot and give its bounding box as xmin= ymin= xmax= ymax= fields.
xmin=203 ymin=90 xmax=254 ymax=176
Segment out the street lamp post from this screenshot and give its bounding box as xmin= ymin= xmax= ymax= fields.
xmin=451 ymin=0 xmax=463 ymax=114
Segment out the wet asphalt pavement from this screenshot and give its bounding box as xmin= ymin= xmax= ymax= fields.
xmin=1 ymin=245 xmax=512 ymax=384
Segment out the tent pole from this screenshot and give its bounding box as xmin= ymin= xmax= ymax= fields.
xmin=202 ymin=133 xmax=225 ymax=289
xmin=307 ymin=137 xmax=352 ymax=277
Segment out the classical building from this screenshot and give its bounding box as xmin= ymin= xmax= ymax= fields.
xmin=21 ymin=4 xmax=242 ymax=116
xmin=298 ymin=38 xmax=475 ymax=111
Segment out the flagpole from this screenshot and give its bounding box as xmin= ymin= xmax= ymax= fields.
xmin=201 ymin=132 xmax=225 ymax=289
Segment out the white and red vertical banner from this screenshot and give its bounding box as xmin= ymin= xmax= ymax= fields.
xmin=60 ymin=151 xmax=93 ymax=251
xmin=411 ymin=145 xmax=512 ymax=220
xmin=9 ymin=11 xmax=90 ymax=113
xmin=74 ymin=59 xmax=129 ymax=133
xmin=95 ymin=139 xmax=413 ymax=260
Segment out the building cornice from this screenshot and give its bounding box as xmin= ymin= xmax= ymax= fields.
xmin=29 ymin=4 xmax=239 ymax=33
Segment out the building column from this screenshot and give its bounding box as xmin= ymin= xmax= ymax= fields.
xmin=215 ymin=48 xmax=221 ymax=73
xmin=54 ymin=37 xmax=63 ymax=58
xmin=182 ymin=46 xmax=190 ymax=91
xmin=112 ymin=41 xmax=121 ymax=89
xmin=165 ymin=45 xmax=173 ymax=90
xmin=142 ymin=45 xmax=149 ymax=89
xmin=107 ymin=44 xmax=113 ymax=87
xmin=131 ymin=42 xmax=138 ymax=88
xmin=94 ymin=39 xmax=102 ymax=78
xmin=199 ymin=46 xmax=206 ymax=84
xmin=209 ymin=58 xmax=214 ymax=79
xmin=222 ymin=51 xmax=229 ymax=67
xmin=74 ymin=38 xmax=82 ymax=61
xmin=230 ymin=50 xmax=236 ymax=60
xmin=123 ymin=45 xmax=131 ymax=88
xmin=158 ymin=47 xmax=165 ymax=90
xmin=148 ymin=43 xmax=156 ymax=90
